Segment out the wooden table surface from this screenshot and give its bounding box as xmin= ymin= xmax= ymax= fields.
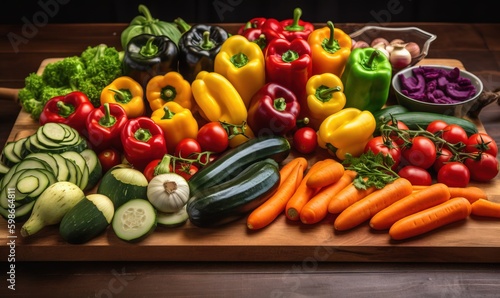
xmin=1 ymin=22 xmax=500 ymax=297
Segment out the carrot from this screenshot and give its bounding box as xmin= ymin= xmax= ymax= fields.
xmin=412 ymin=185 xmax=487 ymax=203
xmin=333 ymin=178 xmax=413 ymax=231
xmin=246 ymin=160 xmax=306 ymax=230
xmin=300 ymin=170 xmax=357 ymax=224
xmin=327 ymin=180 xmax=377 ymax=214
xmin=306 ymin=158 xmax=345 ymax=189
xmin=389 ymin=197 xmax=472 ymax=240
xmin=285 ymin=159 xmax=328 ymax=221
xmin=369 ymin=183 xmax=451 ymax=230
xmin=471 ymin=199 xmax=500 ymax=218
xmin=278 ymin=157 xmax=308 ymax=187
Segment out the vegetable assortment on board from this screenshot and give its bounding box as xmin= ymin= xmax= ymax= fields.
xmin=4 ymin=5 xmax=499 ymax=245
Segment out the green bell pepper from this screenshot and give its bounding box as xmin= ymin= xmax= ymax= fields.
xmin=340 ymin=48 xmax=392 ymax=113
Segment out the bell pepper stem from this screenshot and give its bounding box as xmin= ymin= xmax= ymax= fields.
xmin=161 ymin=85 xmax=177 ymax=101
xmin=316 ymin=86 xmax=342 ymax=102
xmin=326 ymin=143 xmax=338 ymax=155
xmin=323 ymin=21 xmax=341 ymax=53
xmin=282 ymin=50 xmax=299 ymax=63
xmin=138 ymin=4 xmax=153 ymax=22
xmin=273 ymin=97 xmax=287 ymax=111
xmin=56 ymin=101 xmax=75 ymax=118
xmin=230 ymin=52 xmax=249 ymax=68
xmin=161 ymin=106 xmax=176 ymax=120
xmin=108 ymin=88 xmax=133 ymax=104
xmin=139 ymin=37 xmax=159 ymax=58
xmin=254 ymin=34 xmax=267 ymax=50
xmin=98 ymin=103 xmax=117 ymax=127
xmin=134 ymin=128 xmax=152 ymax=142
xmin=285 ymin=8 xmax=305 ymax=32
xmin=367 ymin=50 xmax=381 ymax=68
xmin=201 ymin=31 xmax=215 ymax=50
xmin=174 ymin=17 xmax=192 ymax=33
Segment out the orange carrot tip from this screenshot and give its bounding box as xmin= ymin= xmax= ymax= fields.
xmin=471 ymin=199 xmax=500 ymax=219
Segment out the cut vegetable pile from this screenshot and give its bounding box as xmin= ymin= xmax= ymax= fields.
xmin=1 ymin=4 xmax=499 ymax=244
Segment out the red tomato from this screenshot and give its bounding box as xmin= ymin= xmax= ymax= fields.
xmin=197 ymin=122 xmax=229 ymax=153
xmin=437 ymin=161 xmax=470 ymax=188
xmin=398 ymin=165 xmax=432 ymax=186
xmin=364 ymin=136 xmax=401 ymax=169
xmin=433 ymin=147 xmax=454 ymax=172
xmin=174 ymin=138 xmax=202 ymax=159
xmin=174 ymin=163 xmax=199 ymax=180
xmin=387 ymin=120 xmax=409 ymax=146
xmin=98 ymin=148 xmax=122 ymax=174
xmin=293 ymin=127 xmax=318 ymax=154
xmin=402 ymin=136 xmax=437 ymax=169
xmin=464 ymin=152 xmax=499 ymax=182
xmin=465 ymin=133 xmax=498 ymax=157
xmin=426 ymin=120 xmax=448 ymax=135
xmin=441 ymin=124 xmax=468 ymax=148
xmin=143 ymin=159 xmax=161 ymax=182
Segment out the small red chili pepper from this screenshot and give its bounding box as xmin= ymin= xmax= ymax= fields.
xmin=120 ymin=117 xmax=168 ymax=171
xmin=86 ymin=103 xmax=128 ymax=153
xmin=39 ymin=91 xmax=94 ymax=137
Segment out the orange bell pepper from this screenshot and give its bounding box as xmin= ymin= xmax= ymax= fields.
xmin=307 ymin=21 xmax=352 ymax=77
xmin=100 ymin=76 xmax=145 ymax=118
xmin=146 ymin=71 xmax=194 ymax=111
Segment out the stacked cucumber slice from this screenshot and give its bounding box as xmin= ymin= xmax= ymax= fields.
xmin=0 ymin=123 xmax=102 ymax=221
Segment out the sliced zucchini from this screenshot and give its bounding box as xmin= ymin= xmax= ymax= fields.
xmin=12 ymin=137 xmax=28 ymax=160
xmin=112 ymin=198 xmax=157 ymax=242
xmin=1 ymin=159 xmax=51 ymax=192
xmin=24 ymin=153 xmax=59 ymax=179
xmin=0 ymin=162 xmax=10 ymax=179
xmin=61 ymin=151 xmax=89 ymax=190
xmin=51 ymin=153 xmax=70 ymax=182
xmin=64 ymin=158 xmax=79 ymax=186
xmin=41 ymin=122 xmax=67 ymax=142
xmin=2 ymin=142 xmax=21 ymax=166
xmin=157 ymin=205 xmax=189 ymax=228
xmin=0 ymin=200 xmax=35 ymax=222
xmin=16 ymin=169 xmax=57 ymax=202
xmin=79 ymin=149 xmax=102 ymax=190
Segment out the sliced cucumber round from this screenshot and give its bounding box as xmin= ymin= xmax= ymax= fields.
xmin=157 ymin=205 xmax=189 ymax=228
xmin=112 ymin=199 xmax=157 ymax=242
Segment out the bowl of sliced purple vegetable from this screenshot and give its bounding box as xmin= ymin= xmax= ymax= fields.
xmin=392 ymin=65 xmax=483 ymax=117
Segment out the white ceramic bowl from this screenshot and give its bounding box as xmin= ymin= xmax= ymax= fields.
xmin=392 ymin=65 xmax=483 ymax=117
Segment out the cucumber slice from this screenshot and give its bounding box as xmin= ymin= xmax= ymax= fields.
xmin=157 ymin=205 xmax=189 ymax=228
xmin=0 ymin=162 xmax=10 ymax=178
xmin=51 ymin=153 xmax=70 ymax=182
xmin=2 ymin=142 xmax=21 ymax=166
xmin=41 ymin=122 xmax=67 ymax=142
xmin=64 ymin=158 xmax=79 ymax=186
xmin=79 ymin=149 xmax=102 ymax=190
xmin=12 ymin=137 xmax=28 ymax=160
xmin=24 ymin=153 xmax=59 ymax=179
xmin=0 ymin=200 xmax=35 ymax=222
xmin=60 ymin=151 xmax=89 ymax=190
xmin=112 ymin=199 xmax=157 ymax=242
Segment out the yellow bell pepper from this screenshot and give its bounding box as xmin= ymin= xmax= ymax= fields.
xmin=100 ymin=76 xmax=145 ymax=118
xmin=317 ymin=108 xmax=375 ymax=160
xmin=307 ymin=21 xmax=352 ymax=77
xmin=191 ymin=71 xmax=254 ymax=147
xmin=214 ymin=35 xmax=265 ymax=108
xmin=146 ymin=71 xmax=194 ymax=111
xmin=150 ymin=101 xmax=198 ymax=154
xmin=306 ymin=73 xmax=346 ymax=130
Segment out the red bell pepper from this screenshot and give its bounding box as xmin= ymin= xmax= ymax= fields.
xmin=265 ymin=38 xmax=312 ymax=120
xmin=261 ymin=8 xmax=314 ymax=44
xmin=39 ymin=91 xmax=94 ymax=137
xmin=238 ymin=18 xmax=268 ymax=51
xmin=120 ymin=117 xmax=167 ymax=171
xmin=247 ymin=83 xmax=300 ymax=136
xmin=86 ymin=103 xmax=128 ymax=153
xmin=237 ymin=17 xmax=267 ymax=35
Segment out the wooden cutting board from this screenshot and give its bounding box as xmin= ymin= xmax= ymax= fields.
xmin=1 ymin=58 xmax=499 ymax=262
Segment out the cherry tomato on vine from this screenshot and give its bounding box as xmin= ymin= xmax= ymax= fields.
xmin=437 ymin=161 xmax=470 ymax=188
xmin=398 ymin=165 xmax=432 ymax=186
xmin=464 ymin=152 xmax=499 ymax=182
xmin=465 ymin=133 xmax=498 ymax=157
xmin=426 ymin=120 xmax=448 ymax=135
xmin=174 ymin=163 xmax=199 ymax=181
xmin=175 ymin=138 xmax=202 ymax=159
xmin=364 ymin=136 xmax=401 ymax=170
xmin=98 ymin=148 xmax=122 ymax=174
xmin=402 ymin=136 xmax=437 ymax=169
xmin=143 ymin=159 xmax=161 ymax=182
xmin=387 ymin=120 xmax=409 ymax=146
xmin=293 ymin=127 xmax=318 ymax=154
xmin=433 ymin=147 xmax=454 ymax=172
xmin=441 ymin=124 xmax=468 ymax=149
xmin=197 ymin=122 xmax=229 ymax=153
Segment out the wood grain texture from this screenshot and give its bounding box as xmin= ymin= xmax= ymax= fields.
xmin=1 ymin=58 xmax=499 ymax=263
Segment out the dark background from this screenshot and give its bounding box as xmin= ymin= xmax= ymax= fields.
xmin=1 ymin=0 xmax=497 ymax=25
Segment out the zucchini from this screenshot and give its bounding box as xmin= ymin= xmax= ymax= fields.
xmin=0 ymin=201 xmax=35 ymax=222
xmin=187 ymin=159 xmax=280 ymax=227
xmin=59 ymin=194 xmax=114 ymax=244
xmin=188 ymin=136 xmax=290 ymax=196
xmin=60 ymin=151 xmax=89 ymax=190
xmin=372 ymin=105 xmax=409 ymax=131
xmin=23 ymin=153 xmax=59 ymax=179
xmin=79 ymin=149 xmax=102 ymax=191
xmin=377 ymin=111 xmax=479 ymax=136
xmin=112 ymin=198 xmax=157 ymax=242
xmin=0 ymin=162 xmax=9 ymax=179
xmin=157 ymin=205 xmax=189 ymax=228
xmin=97 ymin=166 xmax=149 ymax=208
xmin=1 ymin=142 xmax=21 ymax=166
xmin=14 ymin=169 xmax=57 ymax=204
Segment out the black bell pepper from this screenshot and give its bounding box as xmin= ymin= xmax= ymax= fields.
xmin=177 ymin=24 xmax=229 ymax=83
xmin=122 ymin=33 xmax=179 ymax=89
